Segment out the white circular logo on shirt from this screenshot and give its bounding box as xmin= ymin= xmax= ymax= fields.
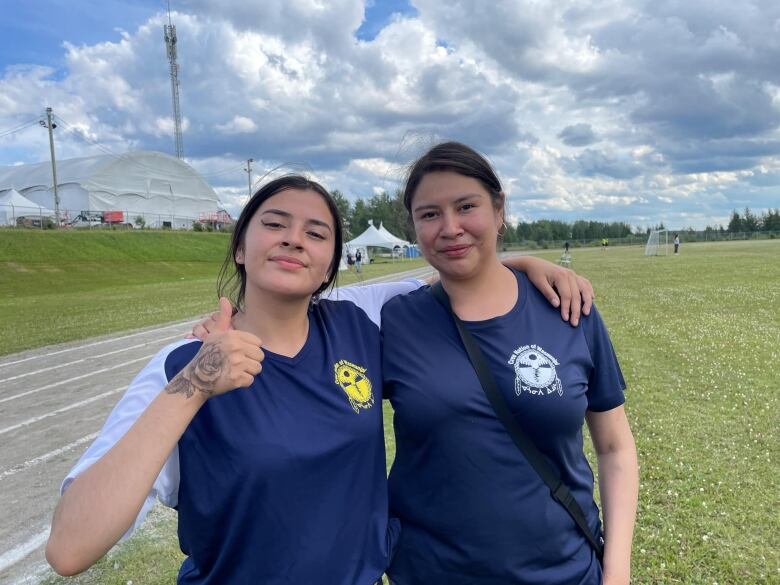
xmin=508 ymin=344 xmax=563 ymax=397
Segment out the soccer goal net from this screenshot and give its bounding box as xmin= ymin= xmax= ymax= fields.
xmin=645 ymin=229 xmax=669 ymax=256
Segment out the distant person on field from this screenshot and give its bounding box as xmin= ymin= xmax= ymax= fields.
xmin=347 ymin=252 xmax=355 ymax=271
xmin=674 ymin=234 xmax=680 ymax=255
xmin=355 ymin=249 xmax=363 ymax=272
xmin=564 ymin=241 xmax=570 ymax=254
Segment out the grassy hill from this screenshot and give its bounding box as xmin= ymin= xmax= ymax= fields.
xmin=0 ymin=230 xmax=231 ymax=355
xmin=0 ymin=229 xmax=426 ymax=356
xmin=0 ymin=229 xmax=232 ymax=263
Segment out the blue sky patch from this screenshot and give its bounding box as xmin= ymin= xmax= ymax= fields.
xmin=355 ymin=0 xmax=418 ymax=41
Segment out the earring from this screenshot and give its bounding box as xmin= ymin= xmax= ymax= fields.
xmin=498 ymin=221 xmax=507 ymax=237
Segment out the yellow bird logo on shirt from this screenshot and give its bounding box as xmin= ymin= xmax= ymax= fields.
xmin=334 ymin=360 xmax=374 ymax=413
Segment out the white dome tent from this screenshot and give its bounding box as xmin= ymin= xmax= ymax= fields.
xmin=0 ymin=151 xmax=224 ymax=228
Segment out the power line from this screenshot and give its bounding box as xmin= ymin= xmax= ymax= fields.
xmin=54 ymin=115 xmax=190 ymax=177
xmin=50 ymin=114 xmax=249 ymax=180
xmin=0 ymin=110 xmax=249 ymax=186
xmin=52 ymin=116 xmax=193 ymax=179
xmin=1 ymin=114 xmax=249 ymax=184
xmin=0 ymin=118 xmax=42 ymax=139
xmin=197 ymin=161 xmax=248 ymax=178
xmin=52 ymin=117 xmax=123 ymax=157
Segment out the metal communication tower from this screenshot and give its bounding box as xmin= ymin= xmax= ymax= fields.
xmin=164 ymin=2 xmax=184 ymax=158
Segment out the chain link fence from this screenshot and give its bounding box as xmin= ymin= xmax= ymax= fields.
xmin=0 ymin=205 xmax=233 ymax=231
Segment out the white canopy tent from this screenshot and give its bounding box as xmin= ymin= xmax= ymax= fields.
xmin=0 ymin=188 xmax=54 ymax=226
xmin=377 ymin=222 xmax=411 ymax=246
xmin=343 ymin=220 xmax=411 ymax=264
xmin=0 ymin=151 xmax=223 ymax=228
xmin=345 ymin=220 xmax=409 ymax=248
xmin=375 ymin=221 xmax=421 ymax=258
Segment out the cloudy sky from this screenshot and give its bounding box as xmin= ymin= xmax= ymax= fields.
xmin=1 ymin=0 xmax=779 ymax=229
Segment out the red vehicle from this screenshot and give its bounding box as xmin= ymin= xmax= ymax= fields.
xmin=102 ymin=210 xmax=124 ymax=224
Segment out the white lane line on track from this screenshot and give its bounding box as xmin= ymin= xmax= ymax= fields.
xmin=0 ymin=319 xmax=198 ymax=369
xmin=0 ymin=333 xmax=183 ymax=385
xmin=0 ymin=432 xmax=99 ymax=482
xmin=0 ymin=527 xmax=50 ymax=573
xmin=0 ymin=387 xmax=124 ymax=437
xmin=352 ymin=268 xmax=435 ymax=286
xmin=0 ymin=354 xmax=152 ymax=405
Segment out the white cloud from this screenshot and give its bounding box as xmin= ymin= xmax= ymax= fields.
xmin=215 ymin=116 xmax=258 ymax=134
xmin=1 ymin=0 xmax=779 ymax=229
xmin=350 ymin=157 xmax=395 ymax=178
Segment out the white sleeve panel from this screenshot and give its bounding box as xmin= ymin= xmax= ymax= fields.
xmin=61 ymin=339 xmax=194 ymax=539
xmin=322 ymin=279 xmax=424 ymax=327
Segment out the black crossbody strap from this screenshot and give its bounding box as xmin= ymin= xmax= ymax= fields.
xmin=430 ymin=282 xmax=604 ymax=562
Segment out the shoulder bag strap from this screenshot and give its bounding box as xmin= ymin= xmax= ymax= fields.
xmin=430 ymin=282 xmax=604 ymax=562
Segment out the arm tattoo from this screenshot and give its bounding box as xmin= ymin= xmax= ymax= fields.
xmin=165 ymin=375 xmax=198 ymax=399
xmin=165 ymin=342 xmax=225 ymax=399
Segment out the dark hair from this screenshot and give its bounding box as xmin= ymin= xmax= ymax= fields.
xmin=217 ymin=175 xmax=343 ymax=310
xmin=403 ymin=141 xmax=505 ymax=215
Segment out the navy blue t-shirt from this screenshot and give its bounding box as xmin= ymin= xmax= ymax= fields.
xmin=381 ymin=270 xmax=626 ymax=585
xmin=161 ymin=299 xmax=393 ymax=584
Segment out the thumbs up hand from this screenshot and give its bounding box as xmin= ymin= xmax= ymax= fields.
xmin=190 ymin=297 xmax=235 ymax=340
xmin=213 ymin=296 xmax=233 ymax=332
xmin=170 ymin=297 xmax=264 ymax=400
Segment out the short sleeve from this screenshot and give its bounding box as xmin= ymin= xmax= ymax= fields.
xmin=321 ymin=279 xmax=424 ymax=327
xmin=581 ymin=305 xmax=626 ymax=412
xmin=61 ymin=340 xmax=192 ymax=539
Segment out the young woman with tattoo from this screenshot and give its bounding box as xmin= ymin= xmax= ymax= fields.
xmin=47 ymin=175 xmax=592 ymax=584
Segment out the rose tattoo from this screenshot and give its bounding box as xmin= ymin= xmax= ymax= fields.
xmin=166 ymin=342 xmax=225 ymax=399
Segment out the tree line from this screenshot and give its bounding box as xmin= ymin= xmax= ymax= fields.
xmin=331 ymin=189 xmax=633 ymax=244
xmin=330 ymin=190 xmax=415 ymax=242
xmin=724 ymin=208 xmax=780 ymax=233
xmin=331 ymin=189 xmax=779 ymax=244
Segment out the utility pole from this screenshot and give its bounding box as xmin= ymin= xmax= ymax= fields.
xmin=244 ymin=158 xmax=254 ymax=198
xmin=40 ymin=107 xmax=61 ymax=226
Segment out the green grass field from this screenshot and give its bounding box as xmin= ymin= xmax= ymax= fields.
xmin=16 ymin=236 xmax=779 ymax=584
xmin=0 ymin=230 xmax=427 ymax=356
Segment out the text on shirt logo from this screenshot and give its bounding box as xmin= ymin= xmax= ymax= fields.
xmin=508 ymin=344 xmax=563 ymax=397
xmin=334 ymin=359 xmax=375 ymax=413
